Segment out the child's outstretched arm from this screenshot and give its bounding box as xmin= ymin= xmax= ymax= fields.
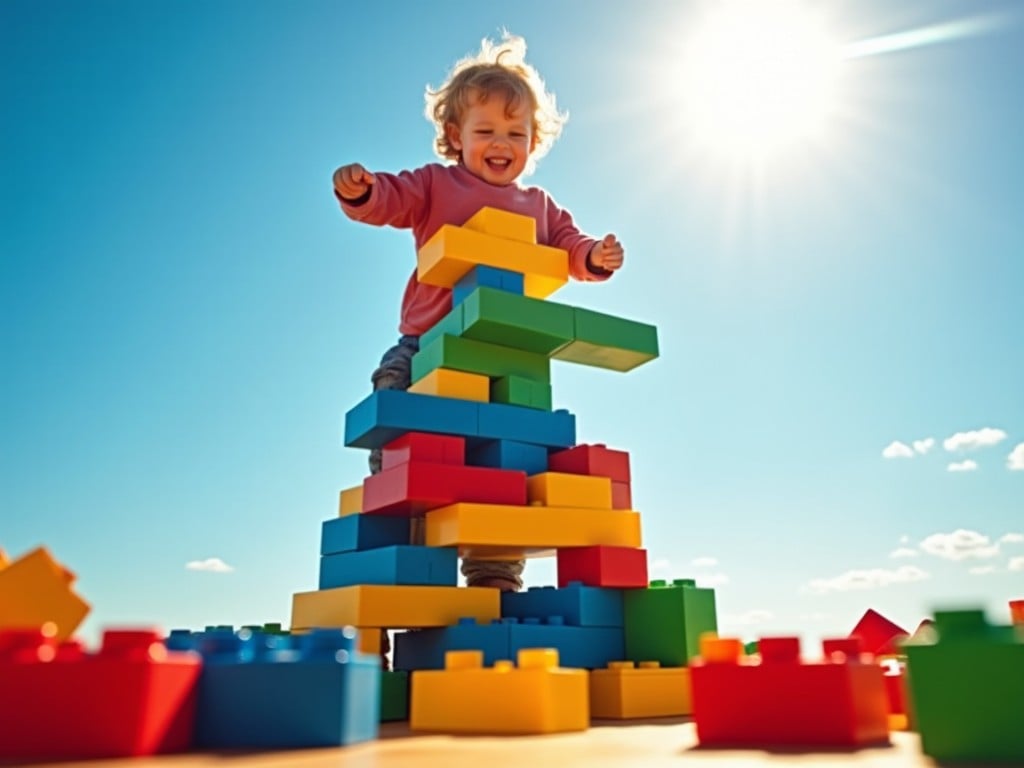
xmin=333 ymin=163 xmax=376 ymax=202
xmin=588 ymin=233 xmax=624 ymax=273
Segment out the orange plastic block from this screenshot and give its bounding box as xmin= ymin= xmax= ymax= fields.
xmin=1010 ymin=598 xmax=1024 ymax=625
xmin=424 ymin=502 xmax=642 ymax=558
xmin=417 ymin=225 xmax=568 ymax=299
xmin=0 ymin=547 xmax=90 ymax=642
xmin=362 ymin=460 xmax=527 ymax=516
xmin=849 ymin=608 xmax=908 ymax=656
xmin=527 ymin=472 xmax=613 ymax=509
xmin=338 ymin=485 xmax=363 ymax=517
xmin=690 ymin=635 xmax=890 ymax=748
xmin=291 ymin=584 xmax=500 ymax=630
xmin=462 ymin=206 xmax=537 ymax=243
xmin=410 ymin=648 xmax=588 ymax=734
xmin=590 ymin=661 xmax=692 ymax=719
xmin=0 ymin=549 xmax=9 ymax=569
xmin=407 ymin=368 xmax=490 ymax=403
xmin=356 ymin=627 xmax=382 ymax=656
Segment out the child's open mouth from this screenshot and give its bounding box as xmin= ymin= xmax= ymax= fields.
xmin=486 ymin=158 xmax=511 ymax=171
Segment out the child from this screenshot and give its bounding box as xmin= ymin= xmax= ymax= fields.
xmin=332 ymin=34 xmax=624 ymax=599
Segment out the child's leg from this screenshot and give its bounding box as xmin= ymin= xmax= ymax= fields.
xmin=368 ymin=335 xmax=420 ymax=473
xmin=461 ymin=558 xmax=525 ymax=592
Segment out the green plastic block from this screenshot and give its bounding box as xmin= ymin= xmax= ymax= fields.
xmin=380 ymin=670 xmax=409 ymax=722
xmin=411 ymin=334 xmax=550 ymax=385
xmin=903 ymin=609 xmax=1024 ymax=763
xmin=623 ymin=579 xmax=717 ymax=666
xmin=490 ymin=375 xmax=552 ymax=411
xmin=420 ymin=302 xmax=465 ymax=350
xmin=553 ymin=307 xmax=659 ymax=372
xmin=460 ymin=287 xmax=574 ymax=355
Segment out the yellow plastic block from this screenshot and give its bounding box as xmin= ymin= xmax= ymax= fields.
xmin=417 ymin=225 xmax=568 ymax=299
xmin=527 ymin=472 xmax=613 ymax=510
xmin=291 ymin=584 xmax=500 ymax=630
xmin=407 ymin=367 xmax=490 ymax=403
xmin=356 ymin=626 xmax=383 ymax=655
xmin=462 ymin=206 xmax=537 ymax=244
xmin=338 ymin=485 xmax=363 ymax=517
xmin=411 ymin=648 xmax=589 ymax=734
xmin=425 ymin=503 xmax=641 ymax=559
xmin=0 ymin=547 xmax=90 ymax=642
xmin=590 ymin=661 xmax=692 ymax=719
xmin=0 ymin=549 xmax=9 ymax=570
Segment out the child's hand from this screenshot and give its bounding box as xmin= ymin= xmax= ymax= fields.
xmin=590 ymin=234 xmax=625 ymax=272
xmin=333 ymin=163 xmax=376 ymax=200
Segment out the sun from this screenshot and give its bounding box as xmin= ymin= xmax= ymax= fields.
xmin=677 ymin=0 xmax=844 ymax=160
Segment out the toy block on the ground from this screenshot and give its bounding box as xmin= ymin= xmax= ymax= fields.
xmin=590 ymin=661 xmax=692 ymax=719
xmin=527 ymin=471 xmax=613 ymax=509
xmin=412 ymin=334 xmax=552 ymax=384
xmin=321 ymin=515 xmax=411 ymax=555
xmin=188 ymin=627 xmax=379 ymax=749
xmin=690 ymin=635 xmax=890 ymax=748
xmin=903 ymin=608 xmax=1024 ymax=763
xmin=849 ymin=608 xmax=909 ymax=656
xmin=381 ymin=430 xmax=465 ymax=469
xmin=0 ymin=547 xmax=90 ymax=642
xmin=548 ymin=443 xmax=631 ymax=483
xmin=878 ymin=655 xmax=909 ymax=730
xmin=381 ymin=669 xmax=410 ymax=721
xmin=291 ymin=584 xmax=501 ymax=630
xmin=408 ymin=367 xmax=490 ymax=402
xmin=319 ymin=545 xmax=458 ymax=588
xmin=1009 ymin=598 xmax=1023 ymax=625
xmin=468 ymin=438 xmax=549 ymax=475
xmin=0 ymin=627 xmax=201 ymax=760
xmin=557 ymin=545 xmax=648 ymax=588
xmin=453 ymin=265 xmax=525 ymax=305
xmin=501 ymin=582 xmax=625 ymax=627
xmin=491 ymin=374 xmax=552 ymax=410
xmin=553 ymin=306 xmax=659 ymax=372
xmin=361 ymin=459 xmax=527 ymax=516
xmin=344 ymin=388 xmax=479 ymax=449
xmin=623 ymin=579 xmax=717 ymax=666
xmin=410 ymin=648 xmax=588 ymax=734
xmin=338 ymin=484 xmax=363 ymax=516
xmin=417 ymin=224 xmax=568 ymax=299
xmin=463 ymin=206 xmax=537 ymax=244
xmin=425 ymin=502 xmax=642 ymax=559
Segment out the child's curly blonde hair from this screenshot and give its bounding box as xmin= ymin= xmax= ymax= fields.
xmin=425 ymin=34 xmax=566 ymax=174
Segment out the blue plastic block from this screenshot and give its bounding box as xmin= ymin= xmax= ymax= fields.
xmin=321 ymin=515 xmax=411 ymax=555
xmin=501 ymin=583 xmax=625 ymax=627
xmin=467 ymin=439 xmax=549 ymax=475
xmin=318 ymin=546 xmax=458 ymax=589
xmin=393 ymin=617 xmax=512 ymax=670
xmin=475 ymin=402 xmax=575 ymax=448
xmin=194 ymin=628 xmax=380 ymax=749
xmin=507 ymin=617 xmax=625 ymax=669
xmin=453 ymin=265 xmax=524 ymax=305
xmin=343 ymin=389 xmax=479 ymax=449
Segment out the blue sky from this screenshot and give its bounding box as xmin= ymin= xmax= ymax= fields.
xmin=2 ymin=0 xmax=1021 ymax=650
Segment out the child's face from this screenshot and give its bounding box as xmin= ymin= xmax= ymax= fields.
xmin=446 ymin=93 xmax=534 ymax=186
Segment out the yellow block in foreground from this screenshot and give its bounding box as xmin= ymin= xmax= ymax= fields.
xmin=291 ymin=584 xmax=500 ymax=629
xmin=417 ymin=225 xmax=568 ymax=298
xmin=0 ymin=547 xmax=90 ymax=642
xmin=463 ymin=206 xmax=537 ymax=244
xmin=590 ymin=662 xmax=692 ymax=719
xmin=407 ymin=367 xmax=490 ymax=403
xmin=527 ymin=472 xmax=613 ymax=510
xmin=411 ymin=648 xmax=589 ymax=734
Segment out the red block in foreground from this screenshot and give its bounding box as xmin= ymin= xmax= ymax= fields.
xmin=690 ymin=635 xmax=890 ymax=748
xmin=849 ymin=608 xmax=908 ymax=656
xmin=557 ymin=545 xmax=648 ymax=588
xmin=0 ymin=627 xmax=201 ymax=760
xmin=362 ymin=460 xmax=527 ymax=516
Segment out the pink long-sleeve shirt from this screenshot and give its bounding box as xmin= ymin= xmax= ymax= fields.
xmin=338 ymin=162 xmax=610 ymax=336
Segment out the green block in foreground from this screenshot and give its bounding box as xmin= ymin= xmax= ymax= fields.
xmin=490 ymin=375 xmax=552 ymax=411
xmin=903 ymin=609 xmax=1024 ymax=763
xmin=420 ymin=301 xmax=465 ymax=350
xmin=623 ymin=579 xmax=717 ymax=666
xmin=380 ymin=670 xmax=409 ymax=722
xmin=553 ymin=307 xmax=659 ymax=372
xmin=460 ymin=287 xmax=575 ymax=355
xmin=411 ymin=334 xmax=550 ymax=385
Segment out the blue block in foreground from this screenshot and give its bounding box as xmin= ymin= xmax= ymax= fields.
xmin=501 ymin=582 xmax=625 ymax=627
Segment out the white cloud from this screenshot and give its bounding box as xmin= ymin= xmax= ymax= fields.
xmin=185 ymin=557 xmax=234 ymax=573
xmin=899 ymin=535 xmax=910 ymax=544
xmin=691 ymin=556 xmax=718 ymax=567
xmin=883 ymin=441 xmax=914 ymax=459
xmin=1008 ymin=443 xmax=1024 ymax=471
xmin=1001 ymin=532 xmax=1024 ymax=544
xmin=650 ymin=558 xmax=673 ymax=575
xmin=920 ymin=530 xmax=999 ymax=561
xmin=968 ymin=566 xmax=996 ymax=575
xmin=947 ymin=459 xmax=978 ymax=472
xmin=890 ymin=547 xmax=918 ymax=558
xmin=1010 ymin=556 xmax=1024 ymax=572
xmin=721 ymin=609 xmax=773 ymax=627
xmin=697 ymin=573 xmax=730 ymax=588
xmin=801 ymin=565 xmax=928 ymax=594
xmin=943 ymin=427 xmax=1007 ymax=452
xmin=913 ymin=438 xmax=935 ymax=454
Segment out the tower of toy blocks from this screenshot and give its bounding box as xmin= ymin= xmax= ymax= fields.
xmin=290 ymin=207 xmax=715 ymax=732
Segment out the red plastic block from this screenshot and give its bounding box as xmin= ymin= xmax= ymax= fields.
xmin=557 ymin=546 xmax=648 ymax=588
xmin=381 ymin=431 xmax=465 ymax=471
xmin=0 ymin=627 xmax=201 ymax=760
xmin=690 ymin=635 xmax=890 ymax=748
xmin=362 ymin=460 xmax=527 ymax=516
xmin=879 ymin=657 xmax=907 ymax=716
xmin=849 ymin=609 xmax=908 ymax=656
xmin=610 ymin=481 xmax=631 ymax=509
xmin=1010 ymin=598 xmax=1024 ymax=625
xmin=548 ymin=444 xmax=630 ymax=483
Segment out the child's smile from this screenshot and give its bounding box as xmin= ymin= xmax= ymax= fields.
xmin=446 ymin=94 xmax=534 ymax=186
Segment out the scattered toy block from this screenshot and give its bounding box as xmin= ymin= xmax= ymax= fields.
xmin=463 ymin=206 xmax=537 ymax=244
xmin=502 ymin=582 xmax=625 ymax=627
xmin=468 ymin=438 xmax=549 ymax=476
xmin=623 ymin=579 xmax=717 ymax=666
xmin=0 ymin=547 xmax=90 ymax=642
xmin=338 ymin=485 xmax=363 ymax=516
xmin=491 ymin=374 xmax=552 ymax=410
xmin=453 ymin=265 xmax=525 ymax=305
xmin=291 ymin=584 xmax=501 ymax=630
xmin=361 ymin=460 xmax=527 ymax=516
xmin=1009 ymin=598 xmax=1023 ymax=625
xmin=319 ymin=545 xmax=458 ymax=588
xmin=690 ymin=635 xmax=890 ymax=748
xmin=849 ymin=608 xmax=908 ymax=656
xmin=0 ymin=627 xmax=200 ymax=760
xmin=903 ymin=608 xmax=1024 ymax=763
xmin=343 ymin=389 xmax=479 ymax=450
xmin=321 ymin=515 xmax=411 ymax=555
xmin=410 ymin=648 xmax=588 ymax=734
xmin=380 ymin=431 xmax=466 ymax=470
xmin=417 ymin=224 xmax=568 ymax=299
xmin=476 ymin=401 xmax=576 ymax=448
xmin=549 ymin=443 xmax=631 ymax=483
xmin=407 ymin=367 xmax=490 ymax=402
xmin=590 ymin=661 xmax=692 ymax=719
xmin=557 ymin=545 xmax=648 ymax=588
xmin=412 ymin=334 xmax=551 ymax=385
xmin=553 ymin=307 xmax=659 ymax=372
xmin=459 ymin=286 xmax=574 ymax=355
